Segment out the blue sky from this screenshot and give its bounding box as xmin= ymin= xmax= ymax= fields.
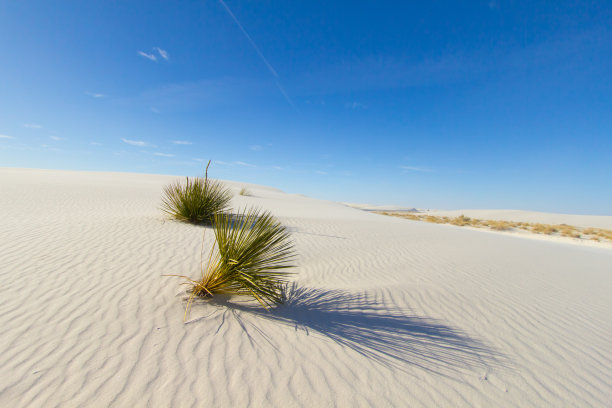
xmin=1 ymin=1 xmax=611 ymax=214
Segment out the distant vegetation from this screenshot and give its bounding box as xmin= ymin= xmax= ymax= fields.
xmin=161 ymin=160 xmax=232 ymax=224
xmin=376 ymin=212 xmax=612 ymax=243
xmin=239 ymin=187 xmax=252 ymax=196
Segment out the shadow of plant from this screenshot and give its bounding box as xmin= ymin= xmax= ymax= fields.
xmin=206 ymin=284 xmax=505 ymax=375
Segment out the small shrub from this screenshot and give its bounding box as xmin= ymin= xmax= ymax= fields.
xmin=161 ymin=160 xmax=232 ymax=224
xmin=167 ymin=208 xmax=296 ymax=319
xmin=450 ymin=215 xmax=471 ymax=226
xmin=469 ymin=218 xmax=482 ymax=227
xmin=489 ymin=221 xmax=512 ymax=231
xmin=531 ymin=224 xmax=558 ymax=235
xmin=560 ymin=228 xmax=581 ymax=238
xmin=425 ymin=215 xmax=444 ymax=223
xmin=239 ymin=187 xmax=251 ymax=196
xmin=556 ymin=224 xmax=577 ymax=238
xmin=584 ymin=228 xmax=612 ymax=241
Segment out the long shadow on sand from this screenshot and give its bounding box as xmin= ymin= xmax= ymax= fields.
xmin=206 ymin=284 xmax=505 ymax=375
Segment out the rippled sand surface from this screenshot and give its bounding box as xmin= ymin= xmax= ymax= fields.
xmin=1 ymin=168 xmax=611 ymax=407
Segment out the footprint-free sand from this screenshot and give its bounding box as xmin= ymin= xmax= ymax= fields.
xmin=1 ymin=168 xmax=611 ymax=407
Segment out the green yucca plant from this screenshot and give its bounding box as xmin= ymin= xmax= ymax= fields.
xmin=161 ymin=160 xmax=232 ymax=224
xmin=168 ymin=208 xmax=296 ymax=319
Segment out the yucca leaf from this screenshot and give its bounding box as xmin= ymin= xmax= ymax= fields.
xmin=168 ymin=207 xmax=296 ymax=318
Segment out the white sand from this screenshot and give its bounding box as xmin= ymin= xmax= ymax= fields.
xmin=1 ymin=168 xmax=611 ymax=407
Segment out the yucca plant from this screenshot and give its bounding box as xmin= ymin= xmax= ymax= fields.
xmin=161 ymin=160 xmax=232 ymax=224
xmin=168 ymin=208 xmax=296 ymax=319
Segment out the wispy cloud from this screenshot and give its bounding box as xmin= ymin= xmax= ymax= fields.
xmin=400 ymin=165 xmax=433 ymax=173
xmin=250 ymin=145 xmax=263 ymax=151
xmin=315 ymin=170 xmax=328 ymax=175
xmin=49 ymin=135 xmax=63 ymax=141
xmin=154 ymin=152 xmax=175 ymax=157
xmin=86 ymin=92 xmax=106 ymax=98
xmin=23 ymin=123 xmax=43 ymax=129
xmin=138 ymin=51 xmax=157 ymax=62
xmin=154 ymin=47 xmax=169 ymax=60
xmin=150 ymin=107 xmax=160 ymax=114
xmin=40 ymin=144 xmax=61 ymax=151
xmin=171 ymin=140 xmax=192 ymax=145
xmin=218 ymin=0 xmax=296 ymax=110
xmin=215 ymin=160 xmax=257 ymax=168
xmin=138 ymin=48 xmax=170 ymax=62
xmin=0 ymin=134 xmax=15 ymax=139
xmin=234 ymin=161 xmax=256 ymax=167
xmin=121 ymin=138 xmax=155 ymax=147
xmin=90 ymin=142 xmax=103 ymax=146
xmin=346 ymin=101 xmax=366 ymax=109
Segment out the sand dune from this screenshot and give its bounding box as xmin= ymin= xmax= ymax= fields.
xmin=1 ymin=168 xmax=611 ymax=407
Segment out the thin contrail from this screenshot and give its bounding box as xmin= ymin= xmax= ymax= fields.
xmin=218 ymin=0 xmax=297 ymax=110
xmin=274 ymin=80 xmax=297 ymax=110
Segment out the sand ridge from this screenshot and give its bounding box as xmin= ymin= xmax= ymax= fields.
xmin=1 ymin=168 xmax=611 ymax=407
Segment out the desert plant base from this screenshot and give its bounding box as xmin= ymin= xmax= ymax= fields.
xmin=376 ymin=212 xmax=612 ymax=244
